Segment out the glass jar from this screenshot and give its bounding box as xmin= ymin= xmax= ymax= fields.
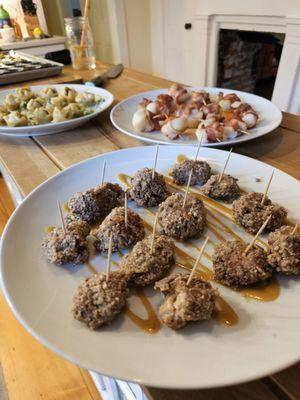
xmin=64 ymin=17 xmax=96 ymax=70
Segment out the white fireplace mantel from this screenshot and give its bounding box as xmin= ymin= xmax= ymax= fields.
xmin=193 ymin=14 xmax=300 ymax=114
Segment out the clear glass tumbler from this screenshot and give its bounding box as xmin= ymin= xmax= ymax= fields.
xmin=64 ymin=17 xmax=96 ymax=70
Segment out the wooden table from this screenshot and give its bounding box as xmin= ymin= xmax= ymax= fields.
xmin=0 ymin=61 xmax=299 ymax=400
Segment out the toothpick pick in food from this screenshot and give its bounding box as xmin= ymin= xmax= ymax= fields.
xmin=239 ymin=129 xmax=250 ymax=136
xmin=57 ymin=201 xmax=66 ymax=234
xmin=261 ymin=170 xmax=274 ymax=205
xmin=194 ymin=133 xmax=203 ymax=162
xmin=101 ymin=159 xmax=106 ymax=186
xmin=218 ymin=148 xmax=233 ymax=183
xmin=106 ymin=233 xmax=113 ymax=281
xmin=150 ymin=213 xmax=159 ymax=254
xmin=292 ymin=220 xmax=300 ymax=235
xmin=244 ymin=215 xmax=272 ymax=254
xmin=152 ymin=145 xmax=159 ymax=179
xmin=187 ymin=236 xmax=209 ymax=286
xmin=182 ymin=167 xmax=194 ymax=208
xmin=124 ymin=191 xmax=128 ymax=228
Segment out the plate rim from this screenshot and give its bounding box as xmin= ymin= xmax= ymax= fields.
xmin=110 ymin=87 xmax=282 ymax=147
xmin=1 ymin=145 xmax=299 ymax=390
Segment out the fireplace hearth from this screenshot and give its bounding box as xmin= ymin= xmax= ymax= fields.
xmin=217 ymin=30 xmax=284 ymax=100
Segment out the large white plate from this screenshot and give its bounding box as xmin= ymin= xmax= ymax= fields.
xmin=110 ymin=87 xmax=282 ymax=147
xmin=1 ymin=145 xmax=300 ymax=390
xmin=0 ymin=84 xmax=114 ymax=137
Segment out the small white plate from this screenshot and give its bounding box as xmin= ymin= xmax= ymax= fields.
xmin=1 ymin=145 xmax=300 ymax=389
xmin=0 ymin=84 xmax=114 ymax=137
xmin=110 ymin=87 xmax=282 ymax=146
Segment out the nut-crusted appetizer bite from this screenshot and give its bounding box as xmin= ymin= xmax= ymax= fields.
xmin=72 ymin=271 xmax=129 ymax=329
xmin=94 ymin=207 xmax=145 ymax=253
xmin=202 ymin=174 xmax=240 ymax=203
xmin=65 ymin=216 xmax=91 ymax=237
xmin=232 ymin=192 xmax=287 ymax=234
xmin=268 ymin=225 xmax=300 ymax=274
xmin=158 ymin=193 xmax=206 ymax=241
xmin=120 ymin=234 xmax=175 ymax=286
xmin=170 ymin=159 xmax=211 ymax=186
xmin=212 ymin=240 xmax=272 ymax=288
xmin=42 ymin=220 xmax=89 ymax=265
xmin=68 ymin=182 xmax=124 ymax=223
xmin=129 ymin=167 xmax=168 ymax=207
xmin=154 ymin=273 xmax=217 ymax=330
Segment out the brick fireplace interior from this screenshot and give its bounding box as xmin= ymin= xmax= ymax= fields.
xmin=217 ymin=29 xmax=285 ymax=100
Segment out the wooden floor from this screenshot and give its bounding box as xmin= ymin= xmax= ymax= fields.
xmin=0 ymin=175 xmax=101 ymax=400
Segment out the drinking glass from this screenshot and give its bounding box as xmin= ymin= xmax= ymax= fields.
xmin=64 ymin=17 xmax=96 ymax=70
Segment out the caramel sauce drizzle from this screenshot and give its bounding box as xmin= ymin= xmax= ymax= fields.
xmin=63 ymin=202 xmax=71 ymax=213
xmin=176 ymin=154 xmax=188 ymax=163
xmin=86 ymin=262 xmax=98 ymax=275
xmin=207 ymin=210 xmax=242 ymax=241
xmin=207 ymin=223 xmax=227 ymax=242
xmin=241 ymin=277 xmax=280 ymax=302
xmin=214 ymin=296 xmax=239 ymax=326
xmin=125 ymin=288 xmax=161 ymax=334
xmin=84 ymin=258 xmax=161 ymax=334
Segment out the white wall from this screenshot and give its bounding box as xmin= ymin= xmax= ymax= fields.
xmin=123 ymin=0 xmax=152 ymax=73
xmin=149 ymin=0 xmax=300 ymax=85
xmin=195 ymin=0 xmax=300 ymax=16
xmin=88 ymin=0 xmax=114 ymax=63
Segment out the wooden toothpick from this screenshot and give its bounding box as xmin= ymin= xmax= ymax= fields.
xmin=292 ymin=220 xmax=300 ymax=235
xmin=57 ymin=201 xmax=66 ymax=234
xmin=124 ymin=192 xmax=128 ymax=228
xmin=218 ymin=148 xmax=232 ymax=183
xmin=152 ymin=145 xmax=159 ymax=179
xmin=187 ymin=237 xmax=209 ymax=286
xmin=239 ymin=129 xmax=250 ymax=136
xmin=106 ymin=233 xmax=113 ymax=282
xmin=244 ymin=215 xmax=272 ymax=254
xmin=194 ymin=133 xmax=203 ymax=162
xmin=182 ymin=167 xmax=194 ymax=208
xmin=150 ymin=213 xmax=159 ymax=254
xmin=101 ymin=159 xmax=106 ymax=186
xmin=261 ymin=170 xmax=274 ymax=205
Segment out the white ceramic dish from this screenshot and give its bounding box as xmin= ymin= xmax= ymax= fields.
xmin=0 ymin=84 xmax=114 ymax=137
xmin=110 ymin=87 xmax=282 ymax=147
xmin=1 ymin=145 xmax=300 ymax=390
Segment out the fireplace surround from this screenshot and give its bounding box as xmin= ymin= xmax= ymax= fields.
xmin=195 ymin=14 xmax=300 ymax=113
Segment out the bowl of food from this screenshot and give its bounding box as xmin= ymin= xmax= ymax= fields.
xmin=0 ymin=83 xmax=114 ymax=137
xmin=1 ymin=145 xmax=300 ymax=389
xmin=110 ymin=85 xmax=282 ymax=146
